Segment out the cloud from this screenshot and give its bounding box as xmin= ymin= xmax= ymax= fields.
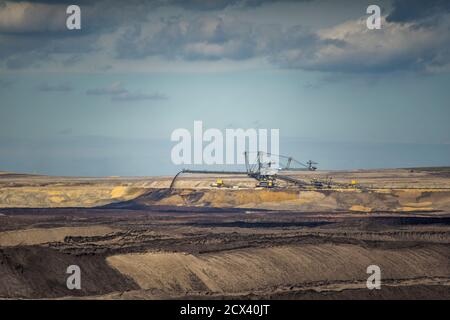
xmin=86 ymin=82 xmax=167 ymax=102
xmin=165 ymin=0 xmax=241 ymax=11
xmin=115 ymin=15 xmax=258 ymax=61
xmin=62 ymin=54 xmax=83 ymax=66
xmin=0 ymin=1 xmax=67 ymax=33
xmin=0 ymin=0 xmax=145 ymax=69
xmin=37 ymin=82 xmax=72 ymax=92
xmin=0 ymin=0 xmax=141 ymax=33
xmin=0 ymin=28 xmax=99 ymax=69
xmin=1 ymin=45 xmax=49 ymax=69
xmin=386 ymin=0 xmax=450 ymax=23
xmin=86 ymin=81 xmax=127 ymax=95
xmin=96 ymin=64 xmax=113 ymax=72
xmin=1 ymin=0 xmax=450 ymax=74
xmin=165 ymin=0 xmax=308 ymax=11
xmin=276 ymin=16 xmax=450 ymax=73
xmin=111 ymin=92 xmax=168 ymax=102
xmin=111 ymin=1 xmax=450 ymax=74
xmin=112 ymin=9 xmax=450 ymax=74
xmin=3 ymin=0 xmax=302 ymax=12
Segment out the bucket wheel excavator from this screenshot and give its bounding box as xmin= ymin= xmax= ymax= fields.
xmin=169 ymin=151 xmax=318 ymax=189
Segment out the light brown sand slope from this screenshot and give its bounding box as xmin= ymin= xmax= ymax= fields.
xmin=133 ymin=188 xmax=450 ymax=212
xmin=107 ymin=244 xmax=450 ymax=295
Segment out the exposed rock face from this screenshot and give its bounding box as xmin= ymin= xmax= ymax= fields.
xmin=123 ymin=188 xmax=450 ymax=213
xmin=1 ymin=168 xmax=450 ymax=212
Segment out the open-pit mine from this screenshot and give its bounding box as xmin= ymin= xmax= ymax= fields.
xmin=0 ymin=167 xmax=449 ymax=299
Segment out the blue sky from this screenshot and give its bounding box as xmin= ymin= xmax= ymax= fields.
xmin=1 ymin=0 xmax=449 ymax=176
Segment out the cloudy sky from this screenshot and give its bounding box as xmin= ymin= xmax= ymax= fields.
xmin=1 ymin=0 xmax=449 ymax=176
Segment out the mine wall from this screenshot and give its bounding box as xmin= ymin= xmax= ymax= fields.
xmin=2 ymin=184 xmax=450 ymax=213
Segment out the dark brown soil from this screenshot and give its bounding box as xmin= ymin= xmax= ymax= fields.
xmin=0 ymin=206 xmax=448 ymax=299
xmin=0 ymin=245 xmax=139 ymax=298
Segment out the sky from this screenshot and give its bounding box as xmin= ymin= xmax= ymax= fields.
xmin=0 ymin=0 xmax=449 ymax=176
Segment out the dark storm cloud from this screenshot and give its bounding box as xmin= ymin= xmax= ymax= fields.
xmin=3 ymin=0 xmax=306 ymax=10
xmin=0 ymin=31 xmax=99 ymax=69
xmin=167 ymin=0 xmax=307 ymax=11
xmin=111 ymin=5 xmax=450 ymax=74
xmin=0 ymin=1 xmax=144 ymax=35
xmin=1 ymin=0 xmax=91 ymax=3
xmin=1 ymin=0 xmax=450 ymax=74
xmin=115 ymin=15 xmax=259 ymax=60
xmin=0 ymin=0 xmax=126 ymax=69
xmin=165 ymin=0 xmax=240 ymax=10
xmin=274 ymin=19 xmax=450 ymax=74
xmin=387 ymin=0 xmax=450 ymax=23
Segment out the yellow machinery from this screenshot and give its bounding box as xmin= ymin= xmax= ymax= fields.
xmin=211 ymin=178 xmax=225 ymax=188
xmin=257 ymin=179 xmax=275 ymax=188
